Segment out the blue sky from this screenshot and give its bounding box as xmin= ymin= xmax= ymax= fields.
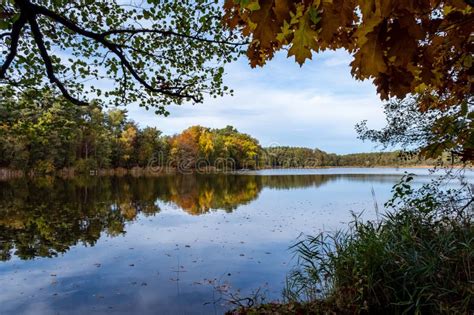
xmin=127 ymin=49 xmax=387 ymax=154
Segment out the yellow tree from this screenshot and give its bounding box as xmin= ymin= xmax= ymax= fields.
xmin=119 ymin=123 xmax=138 ymax=166
xmin=199 ymin=130 xmax=215 ymax=160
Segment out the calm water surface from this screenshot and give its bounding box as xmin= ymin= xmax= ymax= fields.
xmin=0 ymin=168 xmax=468 ymax=314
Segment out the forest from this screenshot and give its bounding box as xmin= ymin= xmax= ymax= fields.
xmin=0 ymin=91 xmax=444 ymax=175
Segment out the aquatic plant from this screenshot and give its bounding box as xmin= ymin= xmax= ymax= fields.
xmin=230 ymin=172 xmax=473 ymax=314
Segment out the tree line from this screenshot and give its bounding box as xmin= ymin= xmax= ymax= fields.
xmin=0 ymin=91 xmax=261 ymax=173
xmin=0 ymin=92 xmax=445 ymax=175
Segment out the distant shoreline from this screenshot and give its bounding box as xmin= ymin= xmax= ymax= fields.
xmin=1 ymin=165 xmax=470 ymax=181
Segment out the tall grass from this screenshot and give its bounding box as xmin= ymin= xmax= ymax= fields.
xmin=284 ymin=174 xmax=473 ymax=314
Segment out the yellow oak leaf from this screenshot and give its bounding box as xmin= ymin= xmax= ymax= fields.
xmin=288 ymin=9 xmax=319 ymax=65
xmin=276 ymin=20 xmax=292 ymax=43
xmin=354 ymin=16 xmax=383 ymax=47
xmin=289 ymin=3 xmax=305 ymax=25
xmin=351 ymin=22 xmax=387 ymax=78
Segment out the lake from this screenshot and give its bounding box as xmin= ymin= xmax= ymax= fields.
xmin=0 ymin=168 xmax=468 ymax=314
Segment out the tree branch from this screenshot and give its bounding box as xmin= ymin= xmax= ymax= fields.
xmin=0 ymin=32 xmax=11 ymax=39
xmin=27 ymin=13 xmax=87 ymax=105
xmin=28 ymin=2 xmax=205 ymax=101
xmin=0 ymin=14 xmax=27 ymax=79
xmin=100 ymin=28 xmax=246 ymax=46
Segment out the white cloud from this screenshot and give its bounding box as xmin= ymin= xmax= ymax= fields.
xmin=127 ymin=50 xmax=388 ymax=154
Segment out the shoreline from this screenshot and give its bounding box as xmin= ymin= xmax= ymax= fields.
xmin=1 ymin=165 xmax=470 ymax=181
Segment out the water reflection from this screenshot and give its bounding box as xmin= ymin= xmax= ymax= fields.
xmin=0 ymin=173 xmax=408 ymax=261
xmin=2 ymin=170 xmax=446 ymax=314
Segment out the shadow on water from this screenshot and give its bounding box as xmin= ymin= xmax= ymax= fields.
xmin=0 ymin=173 xmax=406 ymax=261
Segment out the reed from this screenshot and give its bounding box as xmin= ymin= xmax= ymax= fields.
xmin=283 ymin=175 xmax=473 ymax=314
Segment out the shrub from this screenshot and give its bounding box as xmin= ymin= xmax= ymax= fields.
xmin=74 ymin=158 xmax=98 ymax=174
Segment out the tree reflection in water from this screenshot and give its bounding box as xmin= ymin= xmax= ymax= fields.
xmin=0 ymin=173 xmax=395 ymax=261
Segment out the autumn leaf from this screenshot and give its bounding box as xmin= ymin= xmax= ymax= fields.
xmin=249 ymin=0 xmax=280 ymax=50
xmin=351 ymin=21 xmax=387 ymax=78
xmin=288 ymin=6 xmax=319 ymax=65
xmin=273 ymin=0 xmax=292 ymax=23
xmin=319 ymin=0 xmax=357 ymax=45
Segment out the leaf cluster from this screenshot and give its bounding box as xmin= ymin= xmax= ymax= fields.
xmin=224 ymin=0 xmax=473 ymax=109
xmin=356 ymin=97 xmax=474 ymax=161
xmin=0 ymin=0 xmax=245 ymax=112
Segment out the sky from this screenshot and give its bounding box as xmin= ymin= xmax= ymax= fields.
xmin=127 ymin=49 xmax=387 ymax=155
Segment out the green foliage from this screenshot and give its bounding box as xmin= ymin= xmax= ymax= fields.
xmin=264 ymin=147 xmax=327 ymax=168
xmin=263 ymin=146 xmax=444 ymax=168
xmin=356 ymin=97 xmax=473 ymax=162
xmin=0 ymin=89 xmax=83 ymax=171
xmin=74 ymin=158 xmax=98 ymax=174
xmin=281 ymin=174 xmax=473 ymax=314
xmin=0 ymin=0 xmax=243 ymax=111
xmin=0 ymin=91 xmax=163 ymax=171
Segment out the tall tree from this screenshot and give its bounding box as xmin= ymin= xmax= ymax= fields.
xmin=136 ymin=127 xmax=164 ymax=167
xmin=0 ymin=89 xmax=82 ymax=171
